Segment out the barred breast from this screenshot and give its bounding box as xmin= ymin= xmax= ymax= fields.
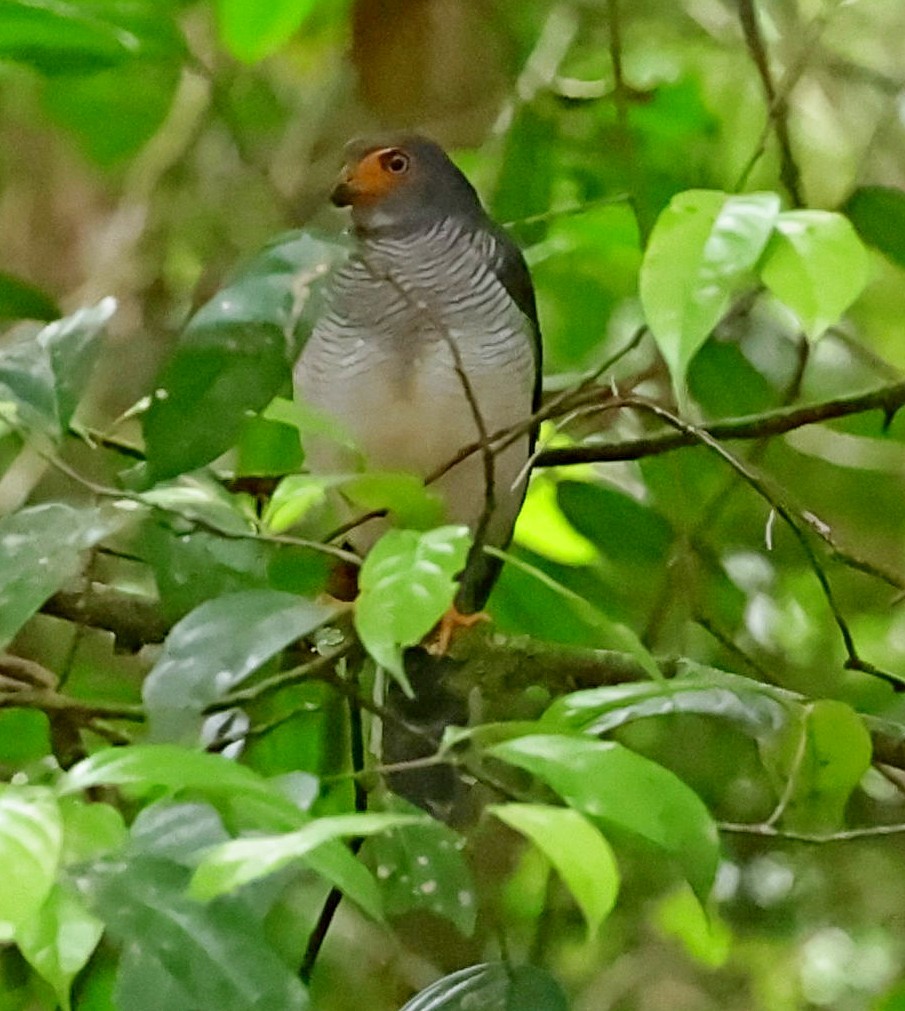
xmin=294 ymin=217 xmax=537 ymax=561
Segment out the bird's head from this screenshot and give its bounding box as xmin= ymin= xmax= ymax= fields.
xmin=331 ymin=134 xmax=484 ymax=234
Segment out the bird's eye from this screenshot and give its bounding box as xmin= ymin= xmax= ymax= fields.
xmin=382 ymin=150 xmax=410 ymax=174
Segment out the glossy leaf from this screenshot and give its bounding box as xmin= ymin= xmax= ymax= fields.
xmin=142 ymin=589 xmax=335 ymax=742
xmin=216 ymin=0 xmax=318 ymax=62
xmin=401 ymin=962 xmax=569 ymax=1011
xmin=366 ymin=803 xmax=476 ymax=935
xmin=0 ymin=272 xmax=59 ymax=321
xmin=190 ymin=812 xmax=425 ymax=908
xmin=15 ymin=885 xmax=104 ymax=1011
xmin=262 ymin=474 xmax=337 ymax=533
xmin=639 ymin=190 xmax=780 ymax=398
xmin=0 ymin=503 xmax=122 ymax=648
xmin=542 ymin=669 xmax=791 ymax=741
xmin=59 ymin=745 xmax=306 ymax=831
xmin=0 ymin=786 xmax=62 ymax=937
xmin=762 ymin=700 xmax=873 ymax=831
xmin=355 ymin=525 xmax=472 ymax=688
xmin=76 ymin=857 xmax=309 ymax=1010
xmin=490 ymin=734 xmax=720 ymax=900
xmin=490 ymin=803 xmax=619 ymax=937
xmin=843 ymin=184 xmax=905 ymax=270
xmin=0 ymin=297 xmax=114 ymax=435
xmin=143 ymin=229 xmax=348 ymax=481
xmin=59 ymin=797 xmax=127 ymax=864
xmin=759 ymin=210 xmax=869 ymax=341
xmin=136 ymin=473 xmax=256 ymax=536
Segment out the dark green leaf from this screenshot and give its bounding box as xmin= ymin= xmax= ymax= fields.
xmin=0 ymin=503 xmax=122 ymax=648
xmin=75 ymin=857 xmax=309 ymax=1010
xmin=490 ymin=734 xmax=719 ymax=900
xmin=0 ymin=273 xmax=59 ymax=322
xmin=143 ymin=230 xmax=349 ymax=481
xmin=400 ymin=962 xmax=569 ymax=1011
xmin=843 ymin=184 xmax=905 ymax=269
xmin=142 ymin=589 xmax=335 ymax=742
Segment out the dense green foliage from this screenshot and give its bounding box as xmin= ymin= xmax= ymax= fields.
xmin=1 ymin=1 xmax=905 ymax=1008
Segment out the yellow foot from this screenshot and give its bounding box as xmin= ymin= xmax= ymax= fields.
xmin=426 ymin=606 xmax=490 ymax=656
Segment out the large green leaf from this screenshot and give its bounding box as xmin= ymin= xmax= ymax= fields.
xmin=843 ymin=184 xmax=905 ymax=270
xmin=400 ymin=962 xmax=569 ymax=1011
xmin=143 ymin=230 xmax=348 ymax=481
xmin=365 ymin=800 xmax=476 ymax=936
xmin=15 ymin=884 xmax=103 ymax=1011
xmin=215 ymin=0 xmax=318 ymax=62
xmin=0 ymin=297 xmax=114 ymax=435
xmin=489 ymin=734 xmax=719 ymax=900
xmin=0 ymin=786 xmax=62 ymax=938
xmin=0 ymin=272 xmax=59 ymax=322
xmin=0 ymin=503 xmax=122 ymax=648
xmin=354 ymin=525 xmax=472 ymax=689
xmin=142 ymin=589 xmax=335 ymax=742
xmin=542 ymin=670 xmax=791 ymax=741
xmin=75 ymin=856 xmax=309 ymax=1010
xmin=639 ymin=190 xmax=780 ymax=399
xmin=190 ymin=812 xmax=425 ymax=911
xmin=759 ymin=210 xmax=869 ymax=340
xmin=761 ymin=700 xmax=873 ymax=832
xmin=59 ymin=745 xmax=306 ymax=831
xmin=490 ymin=803 xmax=619 ymax=937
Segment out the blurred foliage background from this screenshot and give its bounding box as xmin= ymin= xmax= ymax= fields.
xmin=2 ymin=0 xmax=905 ymax=1009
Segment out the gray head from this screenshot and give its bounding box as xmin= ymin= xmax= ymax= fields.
xmin=330 ymin=134 xmax=486 ymax=235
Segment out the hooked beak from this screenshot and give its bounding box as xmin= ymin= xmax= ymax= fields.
xmin=330 ymin=169 xmax=356 ymax=207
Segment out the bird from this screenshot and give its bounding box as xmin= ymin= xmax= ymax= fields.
xmin=294 ymin=134 xmax=542 ymax=622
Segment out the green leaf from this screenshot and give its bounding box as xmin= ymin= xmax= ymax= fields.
xmin=76 ymin=857 xmax=309 ymax=1010
xmin=15 ymin=885 xmax=103 ymax=1011
xmin=354 ymin=526 xmax=472 ymax=689
xmin=639 ymin=190 xmax=780 ymax=400
xmin=190 ymin=812 xmax=425 ymax=908
xmin=0 ymin=297 xmax=114 ymax=435
xmin=542 ymin=670 xmax=791 ymax=741
xmin=262 ymin=474 xmax=336 ymax=533
xmin=365 ymin=800 xmax=476 ymax=935
xmin=344 ymin=472 xmax=446 ymax=531
xmin=59 ymin=745 xmax=306 ymax=831
xmin=0 ymin=786 xmax=62 ymax=938
xmin=236 ymin=415 xmax=303 ymax=477
xmin=0 ymin=503 xmax=122 ymax=649
xmin=842 ymin=184 xmax=905 ymax=270
xmin=216 ymin=0 xmax=318 ymax=62
xmin=490 ymin=803 xmax=619 ymax=937
xmin=759 ymin=210 xmax=870 ymax=340
xmin=762 ymin=700 xmax=873 ymax=832
xmin=400 ymin=962 xmax=569 ymax=1011
xmin=143 ymin=589 xmax=336 ymax=742
xmin=513 ymin=475 xmax=599 ymax=566
xmin=654 ymin=884 xmax=731 ymax=968
xmin=143 ymin=229 xmax=348 ymax=481
xmin=59 ymin=797 xmax=127 ymax=864
xmin=0 ymin=272 xmax=59 ymax=322
xmin=489 ymin=734 xmax=719 ymax=900
xmin=137 ymin=473 xmax=256 ymax=536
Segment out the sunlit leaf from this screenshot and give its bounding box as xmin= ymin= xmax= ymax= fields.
xmin=354 ymin=525 xmax=472 ymax=690
xmin=0 ymin=786 xmax=61 ymax=938
xmin=655 ymin=884 xmax=731 ymax=968
xmin=400 ymin=962 xmax=569 ymax=1011
xmin=142 ymin=589 xmax=335 ymax=742
xmin=490 ymin=734 xmax=719 ymax=900
xmin=190 ymin=812 xmax=424 ymax=910
xmin=759 ymin=210 xmax=869 ymax=341
xmin=514 ymin=475 xmax=599 ymax=565
xmin=639 ymin=190 xmax=780 ymax=400
xmin=490 ymin=803 xmax=619 ymax=937
xmin=0 ymin=503 xmax=122 ymax=648
xmin=216 ymin=0 xmax=318 ymax=62
xmin=15 ymin=885 xmax=103 ymax=1011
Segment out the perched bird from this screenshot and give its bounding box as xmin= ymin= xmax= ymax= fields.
xmin=294 ymin=134 xmax=541 ymax=616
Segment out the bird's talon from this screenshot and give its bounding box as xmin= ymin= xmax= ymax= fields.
xmin=426 ymin=606 xmax=490 ymax=656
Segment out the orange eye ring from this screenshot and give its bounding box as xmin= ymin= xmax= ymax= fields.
xmin=380 ymin=150 xmax=410 ymax=175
